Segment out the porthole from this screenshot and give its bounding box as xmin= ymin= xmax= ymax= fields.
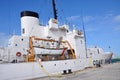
xmin=27 ymin=50 xmax=29 ymax=52
xmin=54 ymin=64 xmax=56 ymax=66
xmin=15 ymin=44 xmax=17 ymax=46
xmin=41 ymin=65 xmax=43 ymax=67
xmin=46 ymin=43 xmax=49 ymax=45
xmin=21 ymin=39 xmax=23 ymax=41
xmin=52 ymin=42 xmax=54 ymax=45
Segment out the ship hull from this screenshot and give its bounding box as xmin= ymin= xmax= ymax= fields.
xmin=0 ymin=58 xmax=91 ymax=80
xmin=92 ymin=52 xmax=113 ymax=66
xmin=102 ymin=52 xmax=113 ymax=64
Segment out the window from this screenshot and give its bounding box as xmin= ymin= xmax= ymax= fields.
xmin=22 ymin=28 xmax=25 ymax=34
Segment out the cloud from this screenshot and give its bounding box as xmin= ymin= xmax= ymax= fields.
xmin=114 ymin=15 xmax=120 ymax=22
xmin=66 ymin=13 xmax=120 ymax=33
xmin=114 ymin=26 xmax=120 ymax=31
xmin=0 ymin=33 xmax=9 ymax=47
xmin=85 ymin=28 xmax=98 ymax=32
xmin=83 ymin=16 xmax=95 ymax=23
xmin=66 ymin=15 xmax=80 ymax=21
xmin=113 ymin=15 xmax=120 ymax=31
xmin=103 ymin=13 xmax=114 ymax=19
xmin=66 ymin=14 xmax=113 ymax=24
xmin=66 ymin=15 xmax=94 ymax=23
xmin=66 ymin=12 xmax=120 ymax=25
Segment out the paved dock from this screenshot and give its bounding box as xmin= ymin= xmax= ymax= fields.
xmin=31 ymin=62 xmax=120 ymax=80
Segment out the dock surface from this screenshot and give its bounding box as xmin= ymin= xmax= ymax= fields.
xmin=31 ymin=62 xmax=120 ymax=80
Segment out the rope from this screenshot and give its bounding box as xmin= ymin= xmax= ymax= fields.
xmin=37 ymin=58 xmax=62 ymax=77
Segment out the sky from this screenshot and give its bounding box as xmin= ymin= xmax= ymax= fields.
xmin=0 ymin=0 xmax=120 ymax=57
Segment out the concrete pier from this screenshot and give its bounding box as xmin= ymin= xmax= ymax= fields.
xmin=31 ymin=62 xmax=120 ymax=80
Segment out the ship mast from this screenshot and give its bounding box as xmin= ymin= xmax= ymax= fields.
xmin=81 ymin=12 xmax=88 ymax=58
xmin=52 ymin=0 xmax=57 ymax=19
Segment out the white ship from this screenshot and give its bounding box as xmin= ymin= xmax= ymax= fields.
xmin=0 ymin=0 xmax=113 ymax=80
xmin=87 ymin=47 xmax=113 ymax=65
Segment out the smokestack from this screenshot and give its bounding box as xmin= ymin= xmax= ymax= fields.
xmin=21 ymin=11 xmax=39 ymax=36
xmin=21 ymin=11 xmax=39 ymax=18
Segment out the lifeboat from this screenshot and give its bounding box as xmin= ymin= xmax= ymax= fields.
xmin=34 ymin=47 xmax=67 ymax=55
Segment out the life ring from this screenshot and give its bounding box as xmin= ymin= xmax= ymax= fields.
xmin=16 ymin=52 xmax=21 ymax=57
